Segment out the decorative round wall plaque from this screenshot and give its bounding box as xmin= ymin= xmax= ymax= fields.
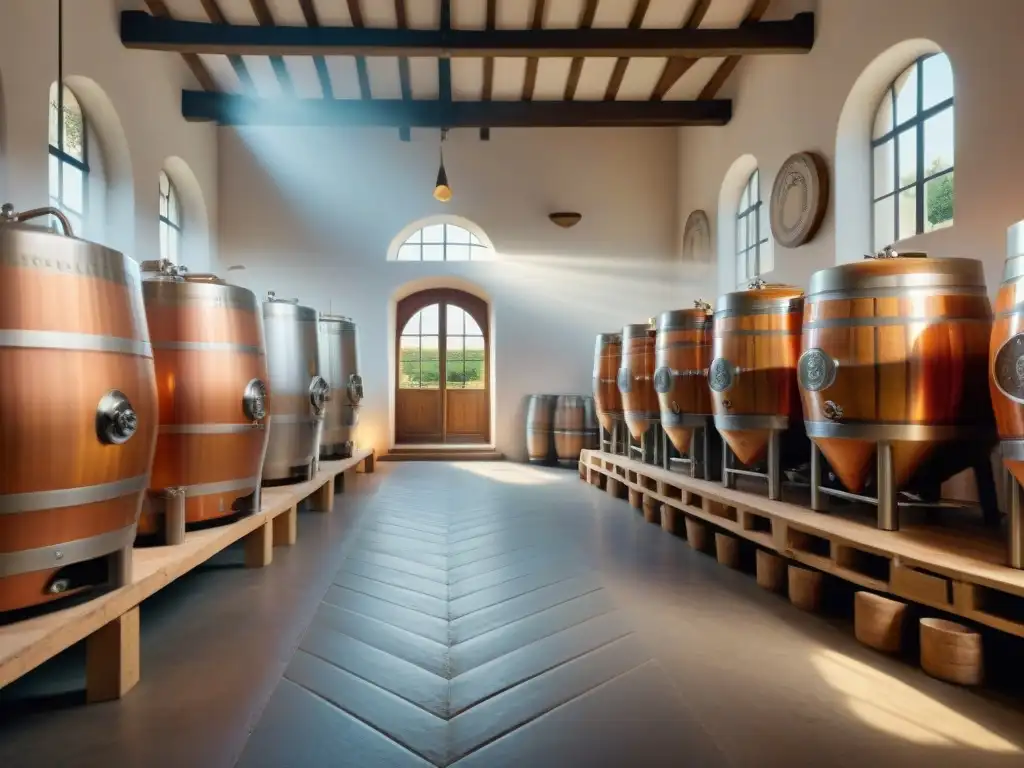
xmin=769 ymin=151 xmax=829 ymax=248
xmin=682 ymin=209 xmax=712 ymax=263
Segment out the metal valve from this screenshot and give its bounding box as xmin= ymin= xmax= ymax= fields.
xmin=243 ymin=378 xmax=268 ymax=422
xmin=694 ymin=298 xmax=712 ymax=311
xmin=347 ymin=373 xmax=364 ymax=405
xmin=823 ymin=400 xmax=844 ymax=422
xmin=721 ymin=399 xmax=733 ymax=410
xmin=96 ymin=390 xmax=138 ymax=445
xmin=309 ymin=376 xmax=330 ymax=415
xmin=748 ymin=278 xmax=767 ymax=290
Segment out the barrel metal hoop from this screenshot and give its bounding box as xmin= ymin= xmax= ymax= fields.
xmin=156 ymin=475 xmax=261 ymax=498
xmin=0 ymin=525 xmax=135 ymax=579
xmin=806 ymin=285 xmax=988 ymax=302
xmin=804 ymin=420 xmax=995 ymax=442
xmin=151 ymin=340 xmax=264 ymax=355
xmin=269 ymin=413 xmax=322 ymax=425
xmin=803 ymin=315 xmax=992 ymax=330
xmin=159 ymin=423 xmax=264 ymax=435
xmin=0 ymin=474 xmax=148 ymax=515
xmin=714 ymin=414 xmax=790 ymax=431
xmin=1000 ymin=440 xmax=1024 ymax=461
xmin=0 ymin=330 xmax=152 ymax=358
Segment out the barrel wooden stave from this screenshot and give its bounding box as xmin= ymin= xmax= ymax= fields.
xmin=593 ymin=334 xmax=623 ymax=433
xmin=553 ymin=395 xmax=598 ymax=462
xmin=526 ymin=395 xmax=556 ymax=462
xmin=619 ymin=326 xmax=658 ymax=441
xmin=655 ymin=310 xmax=713 ymax=453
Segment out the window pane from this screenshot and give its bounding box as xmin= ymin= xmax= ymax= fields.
xmin=751 ymin=170 xmax=759 ymax=201
xmin=464 ymin=336 xmax=485 ymax=389
xmin=873 ymin=141 xmax=895 ymax=198
xmin=159 ymin=189 xmax=168 ymax=218
xmin=447 ymin=225 xmax=470 ymax=244
xmin=447 ymin=305 xmax=464 ymax=335
xmin=403 ymin=229 xmax=422 ymax=246
xmin=924 ymin=171 xmax=954 ymax=232
xmin=464 ymin=313 xmax=482 ymax=335
xmin=738 ymin=185 xmax=748 ymax=212
xmin=422 ymin=223 xmax=444 ymax=243
xmin=65 ymin=211 xmax=82 ymax=235
xmin=737 ymin=251 xmax=748 ymax=285
xmin=397 ymin=244 xmax=420 ymax=261
xmin=894 ymin=62 xmax=918 ymax=126
xmin=897 ymin=127 xmax=917 ymax=189
xmin=446 ymin=243 xmax=470 ymax=261
xmin=399 ymin=335 xmax=421 ymax=388
xmin=169 ymin=227 xmax=179 ymax=264
xmin=420 ymin=304 xmax=439 ymax=335
xmin=401 ymin=311 xmax=421 ymax=336
xmin=874 ymin=196 xmax=895 ymax=251
xmin=758 ymin=203 xmax=768 ymax=244
xmin=898 ymin=186 xmax=917 ymax=240
xmin=62 ymin=163 xmax=85 ymax=214
xmin=922 ymin=53 xmax=953 ymax=110
xmin=169 ymin=187 xmax=179 ymax=224
xmin=736 ymin=216 xmax=747 ymax=255
xmin=747 ymin=248 xmax=758 ymax=281
xmin=445 ymin=338 xmax=466 ymax=389
xmin=160 ymin=221 xmax=169 ymax=262
xmin=759 ymin=239 xmax=774 ymax=275
xmin=470 ymin=233 xmax=482 ymax=246
xmin=420 ymin=336 xmax=440 ymax=389
xmin=422 ymin=244 xmax=443 ymax=261
xmin=159 ymin=171 xmax=170 ymax=197
xmin=923 ymin=108 xmax=954 ymax=176
xmin=873 ymin=90 xmax=893 ymax=140
xmin=48 ymin=153 xmax=59 ymax=198
xmin=48 ymin=82 xmax=59 ymax=147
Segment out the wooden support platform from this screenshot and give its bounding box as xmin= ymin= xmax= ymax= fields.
xmin=580 ymin=449 xmax=1024 ymax=640
xmin=0 ymin=448 xmax=374 ymax=702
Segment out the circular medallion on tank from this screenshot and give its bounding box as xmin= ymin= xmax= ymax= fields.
xmin=653 ymin=367 xmax=672 ymax=394
xmin=994 ymin=333 xmax=1024 ymax=403
xmin=309 ymin=376 xmax=330 ymax=415
xmin=617 ymin=367 xmax=632 ymax=393
xmin=347 ymin=373 xmax=364 ymax=405
xmin=798 ymin=348 xmax=837 ymax=392
xmin=708 ymin=358 xmax=735 ymax=393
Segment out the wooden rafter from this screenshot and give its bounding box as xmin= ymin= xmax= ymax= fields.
xmin=522 ymin=0 xmax=547 ymax=102
xmin=699 ymin=0 xmax=773 ymax=100
xmin=605 ymin=0 xmax=651 ymax=101
xmin=564 ymin=0 xmax=599 ymax=101
xmin=346 ymin=0 xmax=371 ymax=99
xmin=395 ymin=0 xmax=412 ymax=141
xmin=298 ymin=0 xmax=334 ymax=98
xmin=249 ymin=0 xmax=293 ymax=93
xmin=480 ymin=0 xmax=497 ymax=140
xmin=143 ymin=0 xmax=217 ymax=92
xmin=439 ymin=0 xmax=452 ymax=104
xmin=650 ymin=0 xmax=712 ymax=101
xmin=198 ymin=0 xmax=254 ymax=92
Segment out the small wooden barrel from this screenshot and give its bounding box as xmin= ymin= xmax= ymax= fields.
xmin=854 ymin=592 xmax=907 ymax=653
xmin=0 ymin=212 xmax=158 ymax=612
xmin=715 ymin=533 xmax=740 ymax=568
xmin=618 ymin=322 xmax=658 ymax=441
xmin=710 ymin=284 xmax=804 ymax=466
xmin=803 ymin=254 xmax=994 ymax=494
xmin=655 ymin=302 xmax=714 ymax=454
xmin=593 ymin=333 xmax=623 ymax=433
xmin=991 ymin=222 xmax=1024 ymax=487
xmin=137 ymin=263 xmax=270 ymax=538
xmin=553 ymin=394 xmax=598 ymax=463
xmin=788 ymin=565 xmax=823 ymax=611
xmin=756 ymin=550 xmax=787 ymax=592
xmin=919 ymin=618 xmax=983 ymax=686
xmin=526 ymin=394 xmax=557 ymax=462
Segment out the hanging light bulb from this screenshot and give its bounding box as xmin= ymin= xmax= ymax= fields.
xmin=433 ymin=128 xmax=452 ymax=203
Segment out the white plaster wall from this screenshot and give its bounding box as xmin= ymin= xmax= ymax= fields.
xmin=218 ymin=127 xmax=711 ymax=459
xmin=0 ymin=0 xmax=218 ymax=269
xmin=676 ymin=0 xmax=1024 ymax=298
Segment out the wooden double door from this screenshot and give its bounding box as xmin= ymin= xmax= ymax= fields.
xmin=395 ymin=288 xmax=490 ymax=444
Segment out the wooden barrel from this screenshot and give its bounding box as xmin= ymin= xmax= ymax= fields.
xmin=0 ymin=210 xmax=158 ymax=612
xmin=992 ymin=222 xmax=1024 ymax=487
xmin=553 ymin=395 xmax=598 ymax=463
xmin=709 ymin=284 xmax=805 ymax=466
xmin=136 ymin=262 xmax=270 ymax=538
xmin=618 ymin=322 xmax=658 ymax=441
xmin=654 ymin=301 xmax=714 ymax=453
xmin=593 ymin=333 xmax=623 ymax=433
xmin=802 ymin=254 xmax=993 ymax=494
xmin=526 ymin=394 xmax=556 ymax=462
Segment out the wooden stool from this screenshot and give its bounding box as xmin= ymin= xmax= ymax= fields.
xmin=756 ymin=550 xmax=787 ymax=593
xmin=715 ymin=533 xmax=740 ymax=568
xmin=684 ymin=517 xmax=707 ymax=551
xmin=788 ymin=566 xmax=823 ymax=612
xmin=919 ymin=618 xmax=983 ymax=686
xmin=660 ymin=504 xmax=678 ymax=534
xmin=854 ymin=592 xmax=907 ymax=653
xmin=642 ymin=494 xmax=660 ymax=524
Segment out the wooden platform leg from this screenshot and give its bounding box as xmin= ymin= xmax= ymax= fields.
xmin=310 ymin=477 xmax=335 ymax=512
xmin=86 ymin=607 xmax=140 ymax=703
xmin=244 ymin=521 xmax=273 ymax=567
xmin=273 ymin=505 xmax=298 ymax=546
xmin=360 ymin=451 xmax=376 ymax=474
xmin=660 ymin=504 xmax=678 ymax=534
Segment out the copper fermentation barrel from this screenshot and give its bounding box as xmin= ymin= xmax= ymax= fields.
xmin=553 ymin=395 xmax=598 ymax=464
xmin=0 ymin=207 xmax=158 ymax=612
xmin=592 ymin=333 xmax=623 ymax=433
xmin=801 ymin=254 xmax=993 ymax=494
xmin=137 ymin=261 xmax=269 ymax=537
xmin=618 ymin=323 xmax=658 ymax=441
xmin=654 ymin=301 xmax=714 ymax=453
xmin=526 ymin=394 xmax=556 ymax=462
xmin=709 ymin=284 xmax=804 ymax=466
xmin=994 ymin=223 xmax=1024 ymax=486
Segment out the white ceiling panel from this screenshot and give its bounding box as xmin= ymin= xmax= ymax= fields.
xmin=312 ymin=0 xmax=353 ymax=26
xmin=218 ymin=0 xmax=259 ymax=25
xmin=572 ymin=57 xmax=616 ymax=100
xmin=452 ymin=0 xmax=487 ymax=29
xmin=366 ymin=56 xmax=403 ymax=98
xmin=409 ymin=57 xmax=440 ymax=99
xmin=325 ymin=56 xmax=363 ymax=98
xmin=266 ymin=0 xmax=305 ymax=25
xmin=283 ymin=55 xmax=324 ymax=97
xmin=198 ymin=54 xmax=244 ymax=92
xmin=663 ymin=57 xmax=725 ymax=100
xmin=616 ymin=57 xmax=665 ymax=100
xmin=497 ymin=1 xmax=530 ymax=29
xmin=243 ymin=55 xmax=284 ymax=97
xmin=451 ymin=58 xmax=484 ymax=101
xmin=644 ymin=0 xmax=695 ymax=28
xmin=532 ymin=58 xmax=572 ymax=101
xmin=164 ymin=0 xmax=208 ymax=22
xmin=491 ymin=57 xmax=526 ymax=100
xmin=407 ymin=0 xmax=441 ymax=29
xmin=545 ymin=0 xmax=586 ymax=28
xmin=363 ymin=0 xmax=398 ymax=27
xmin=701 ymin=0 xmax=753 ymax=28
xmin=592 ymin=0 xmax=633 ymax=28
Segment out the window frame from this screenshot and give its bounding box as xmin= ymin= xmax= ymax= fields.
xmin=48 ymin=84 xmax=89 ymax=232
xmin=735 ymin=169 xmax=768 ymax=287
xmin=159 ymin=170 xmax=184 ymax=264
xmin=398 ymin=304 xmax=442 ymax=390
xmin=870 ymin=53 xmax=955 ymax=248
xmin=395 ymin=223 xmax=491 ymax=262
xmin=443 ymin=305 xmax=485 ymax=390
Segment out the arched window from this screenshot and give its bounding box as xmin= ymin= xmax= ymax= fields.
xmin=396 ymin=222 xmax=490 ymax=261
xmin=736 ymin=169 xmax=769 ymax=286
xmin=159 ymin=170 xmax=183 ymax=263
xmin=48 ymin=83 xmax=88 ymax=233
xmin=399 ymin=304 xmax=440 ymax=389
xmin=444 ymin=305 xmax=485 ymax=390
xmin=871 ymin=53 xmax=954 ymax=249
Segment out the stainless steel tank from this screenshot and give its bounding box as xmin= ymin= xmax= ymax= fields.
xmin=319 ymin=314 xmax=363 ymax=459
xmin=262 ymin=292 xmax=329 ymax=484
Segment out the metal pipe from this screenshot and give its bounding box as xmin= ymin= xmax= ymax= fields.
xmin=819 ymin=485 xmax=880 ymax=505
xmin=1010 ymin=473 xmax=1023 ymax=569
xmin=1 ymin=203 xmax=75 ymax=237
xmin=722 ymin=443 xmax=735 ymax=489
xmin=728 ymin=467 xmax=766 ymax=480
xmin=810 ymin=442 xmax=823 ymax=511
xmin=877 ymin=441 xmax=898 ymax=531
xmin=767 ymin=429 xmax=781 ymax=500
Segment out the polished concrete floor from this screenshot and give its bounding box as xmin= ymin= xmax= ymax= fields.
xmin=2 ymin=462 xmax=1024 ymax=767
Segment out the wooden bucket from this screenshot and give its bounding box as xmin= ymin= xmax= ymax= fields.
xmin=854 ymin=592 xmax=907 ymax=653
xmin=593 ymin=333 xmax=623 ymax=433
xmin=788 ymin=565 xmax=823 ymax=611
xmin=553 ymin=395 xmax=599 ymax=463
xmin=684 ymin=517 xmax=707 ymax=551
xmin=618 ymin=323 xmax=658 ymax=441
xmin=715 ymin=533 xmax=740 ymax=568
xmin=756 ymin=550 xmax=787 ymax=593
xmin=525 ymin=394 xmax=556 ymax=462
xmin=654 ymin=302 xmax=714 ymax=454
xmin=919 ymin=618 xmax=983 ymax=686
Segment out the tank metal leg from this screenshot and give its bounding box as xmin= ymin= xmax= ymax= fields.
xmin=723 ymin=444 xmax=737 ymax=490
xmin=877 ymin=441 xmax=898 ymax=531
xmin=810 ymin=443 xmax=824 ymax=512
xmin=251 ymin=487 xmax=262 ymax=515
xmin=110 ymin=546 xmax=133 ymax=589
xmin=662 ymin=429 xmax=671 ymax=471
xmin=767 ymin=430 xmax=782 ymax=501
xmin=163 ymin=487 xmax=186 ymax=546
xmin=1010 ymin=474 xmax=1024 ymax=569
xmin=972 ymin=455 xmax=1000 ymax=528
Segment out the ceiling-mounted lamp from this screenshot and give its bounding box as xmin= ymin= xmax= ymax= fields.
xmin=549 ymin=212 xmax=582 ymax=229
xmin=433 ymin=128 xmax=452 ymax=203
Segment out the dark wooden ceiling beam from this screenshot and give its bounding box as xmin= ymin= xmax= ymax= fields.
xmin=121 ymin=10 xmax=815 ymax=58
xmin=298 ymin=0 xmax=334 ymax=98
xmin=198 ymin=0 xmax=254 ymax=92
xmin=699 ymin=0 xmax=773 ymax=100
xmin=522 ymin=0 xmax=547 ymax=102
xmin=651 ymin=0 xmax=711 ymax=101
xmin=143 ymin=0 xmax=217 ymax=92
xmin=181 ymin=90 xmax=732 ymax=127
xmin=439 ymin=0 xmax=453 ymax=103
xmin=395 ymin=0 xmax=412 ymax=141
xmin=563 ymin=0 xmax=599 ymax=101
xmin=346 ymin=0 xmax=371 ymax=99
xmin=480 ymin=0 xmax=497 ymax=140
xmin=249 ymin=0 xmax=293 ymax=93
xmin=605 ymin=0 xmax=651 ymax=101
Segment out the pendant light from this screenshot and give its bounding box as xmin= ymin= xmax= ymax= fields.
xmin=433 ymin=128 xmax=452 ymax=203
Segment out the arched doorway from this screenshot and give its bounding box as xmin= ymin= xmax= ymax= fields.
xmin=395 ymin=288 xmax=490 ymax=444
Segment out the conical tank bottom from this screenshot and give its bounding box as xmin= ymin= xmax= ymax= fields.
xmin=814 ymin=437 xmax=875 ymax=493
xmin=891 ymin=441 xmax=936 ymax=489
xmin=664 ymin=426 xmax=693 ymax=455
xmin=721 ymin=429 xmax=769 ymax=466
xmin=598 ymin=413 xmax=615 ymax=433
xmin=624 ymin=416 xmax=650 ymax=442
